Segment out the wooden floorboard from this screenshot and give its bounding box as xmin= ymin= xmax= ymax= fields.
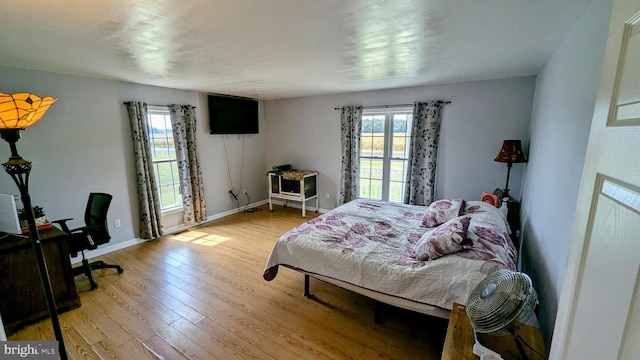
xmin=9 ymin=204 xmax=448 ymax=359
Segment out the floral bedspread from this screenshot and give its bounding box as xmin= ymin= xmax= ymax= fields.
xmin=263 ymin=199 xmax=517 ymax=310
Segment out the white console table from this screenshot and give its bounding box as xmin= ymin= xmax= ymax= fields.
xmin=268 ymin=170 xmax=318 ymax=217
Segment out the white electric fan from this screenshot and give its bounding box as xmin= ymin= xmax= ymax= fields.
xmin=466 ymin=269 xmax=539 ymax=360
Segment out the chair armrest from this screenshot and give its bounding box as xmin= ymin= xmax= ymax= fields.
xmin=52 ymin=219 xmax=90 ymax=235
xmin=51 ymin=218 xmax=74 ymax=233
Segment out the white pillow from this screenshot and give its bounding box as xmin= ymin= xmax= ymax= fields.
xmin=414 ymin=216 xmax=472 ymax=261
xmin=464 ymin=201 xmax=511 ymax=234
xmin=421 ymin=199 xmax=466 ymax=228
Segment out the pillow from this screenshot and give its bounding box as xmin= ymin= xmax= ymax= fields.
xmin=422 ymin=199 xmax=466 ymax=227
xmin=463 ymin=200 xmax=511 ymax=234
xmin=414 ymin=216 xmax=472 ymax=261
xmin=480 ymin=192 xmax=500 ymax=207
xmin=462 ymin=219 xmax=517 ymax=270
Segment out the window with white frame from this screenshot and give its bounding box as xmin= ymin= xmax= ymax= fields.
xmin=359 ymin=107 xmax=413 ymax=202
xmin=146 ymin=106 xmax=182 ymax=211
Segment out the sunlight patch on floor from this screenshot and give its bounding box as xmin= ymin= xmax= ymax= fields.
xmin=170 ymin=230 xmax=232 ymax=246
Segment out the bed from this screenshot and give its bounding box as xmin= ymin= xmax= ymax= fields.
xmin=263 ymin=198 xmax=517 ymax=319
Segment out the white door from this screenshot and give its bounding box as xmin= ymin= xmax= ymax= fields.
xmin=550 ymin=0 xmax=640 ymax=359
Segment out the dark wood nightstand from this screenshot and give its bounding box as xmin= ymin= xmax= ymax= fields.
xmin=491 ymin=189 xmax=520 ymax=238
xmin=441 ymin=303 xmax=546 ymax=360
xmin=505 ymin=197 xmax=521 ymax=245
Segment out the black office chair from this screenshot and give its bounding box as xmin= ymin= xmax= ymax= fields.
xmin=53 ymin=193 xmax=123 ymax=290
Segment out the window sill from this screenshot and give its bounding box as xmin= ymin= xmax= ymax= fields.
xmin=162 ymin=206 xmax=183 ymax=215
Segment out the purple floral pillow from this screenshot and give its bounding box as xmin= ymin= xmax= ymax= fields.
xmin=461 ymin=219 xmax=518 ymax=271
xmin=422 ymin=199 xmax=466 ymax=227
xmin=414 ymin=216 xmax=472 ymax=261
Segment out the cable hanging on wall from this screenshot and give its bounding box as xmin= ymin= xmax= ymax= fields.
xmin=222 ymin=135 xmax=261 ymax=213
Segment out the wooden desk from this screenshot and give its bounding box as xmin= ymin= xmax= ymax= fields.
xmin=441 ymin=303 xmax=546 ymax=360
xmin=0 ymin=227 xmax=80 ymax=335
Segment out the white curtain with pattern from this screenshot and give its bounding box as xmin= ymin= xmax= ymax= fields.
xmin=338 ymin=106 xmax=363 ymax=205
xmin=124 ymin=101 xmax=164 ymax=239
xmin=403 ymin=101 xmax=444 ymax=206
xmin=169 ymin=104 xmax=207 ymax=225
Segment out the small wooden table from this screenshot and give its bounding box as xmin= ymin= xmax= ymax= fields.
xmin=441 ymin=303 xmax=546 ymax=360
xmin=268 ymin=170 xmax=319 ymax=217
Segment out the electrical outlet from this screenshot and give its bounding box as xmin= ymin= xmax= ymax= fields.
xmin=325 ymin=192 xmax=330 ymax=199
xmin=114 ymin=219 xmax=121 ymax=228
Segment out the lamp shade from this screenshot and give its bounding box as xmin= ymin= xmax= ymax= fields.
xmin=0 ymin=92 xmax=57 ymax=129
xmin=494 ymin=140 xmax=527 ymax=163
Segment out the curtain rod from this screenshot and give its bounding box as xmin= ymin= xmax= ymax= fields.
xmin=334 ymin=101 xmax=451 ymax=110
xmin=122 ymin=102 xmax=196 ymax=108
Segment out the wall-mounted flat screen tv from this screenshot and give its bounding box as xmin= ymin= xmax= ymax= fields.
xmin=208 ymin=94 xmax=259 ymax=134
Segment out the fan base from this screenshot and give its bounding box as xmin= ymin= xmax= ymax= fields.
xmin=473 ymin=341 xmax=503 ymax=359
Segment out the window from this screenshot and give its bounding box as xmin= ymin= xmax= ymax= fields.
xmin=359 ymin=108 xmax=413 ymax=202
xmin=146 ymin=106 xmax=182 ymax=210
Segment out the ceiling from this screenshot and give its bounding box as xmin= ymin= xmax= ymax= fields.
xmin=0 ymin=0 xmax=595 ymax=100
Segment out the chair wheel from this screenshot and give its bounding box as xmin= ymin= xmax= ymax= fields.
xmin=117 ymin=267 xmax=124 ymax=274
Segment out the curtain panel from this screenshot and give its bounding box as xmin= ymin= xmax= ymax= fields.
xmin=338 ymin=105 xmax=363 ymax=205
xmin=169 ymin=104 xmax=207 ymax=225
xmin=404 ymin=101 xmax=444 ymax=206
xmin=124 ymin=101 xmax=164 ymax=239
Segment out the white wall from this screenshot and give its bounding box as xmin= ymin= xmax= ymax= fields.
xmin=520 ymin=0 xmax=612 ymax=345
xmin=0 ymin=67 xmax=533 ymax=249
xmin=0 ymin=66 xmax=266 ymax=246
xmin=265 ymin=77 xmax=535 ymax=210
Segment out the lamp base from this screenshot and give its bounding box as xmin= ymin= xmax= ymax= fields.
xmin=502 ymin=162 xmax=513 ymax=200
xmin=502 ymin=189 xmax=510 ymax=199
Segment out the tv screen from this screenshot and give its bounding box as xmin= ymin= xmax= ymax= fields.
xmin=208 ymin=94 xmax=259 ymax=134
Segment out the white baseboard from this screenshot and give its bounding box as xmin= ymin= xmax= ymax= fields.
xmin=71 ymin=199 xmax=271 ymax=265
xmin=70 ymin=237 xmax=147 ymax=265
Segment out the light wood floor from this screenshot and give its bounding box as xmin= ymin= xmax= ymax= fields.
xmin=9 ymin=204 xmax=448 ymax=360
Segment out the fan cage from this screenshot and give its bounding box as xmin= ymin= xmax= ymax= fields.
xmin=466 ymin=269 xmax=537 ymax=335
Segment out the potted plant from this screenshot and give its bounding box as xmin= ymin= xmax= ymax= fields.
xmin=17 ymin=206 xmax=47 ymax=227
